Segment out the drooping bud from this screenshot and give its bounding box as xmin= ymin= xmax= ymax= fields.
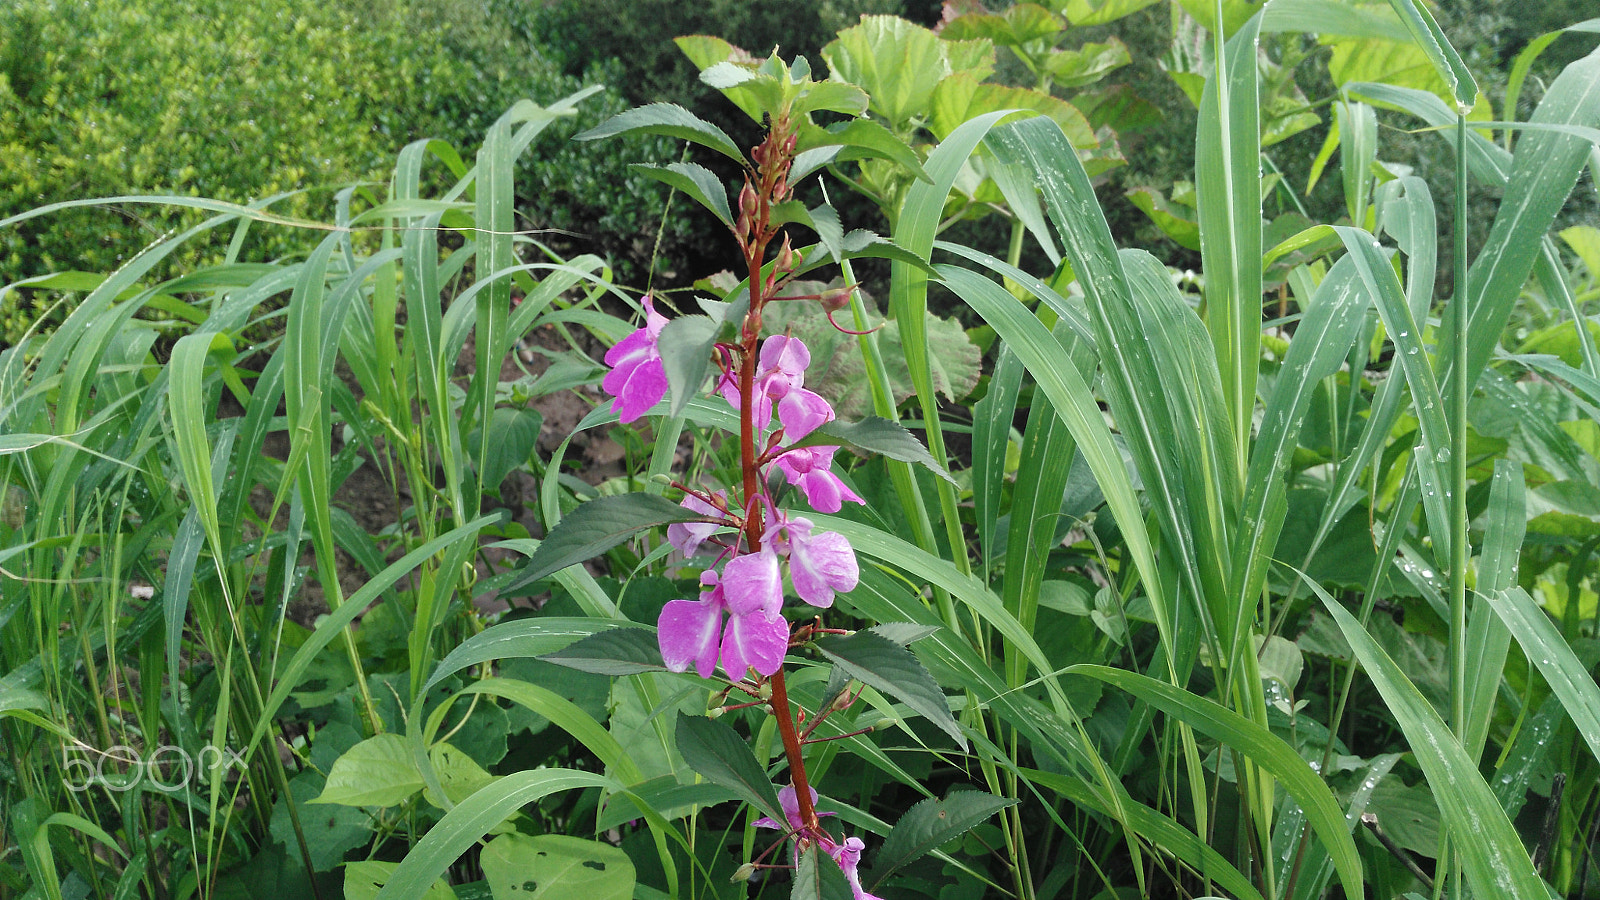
xmin=732 ymin=863 xmax=756 ymax=883
xmin=818 ymin=285 xmax=853 ymax=313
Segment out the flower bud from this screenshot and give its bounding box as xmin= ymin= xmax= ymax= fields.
xmin=874 ymin=717 xmax=895 ymax=732
xmin=707 ymin=706 xmax=726 ymax=719
xmin=758 ymin=681 xmax=773 ymax=701
xmin=819 ymin=285 xmax=853 ymax=313
xmin=732 ymin=863 xmax=756 ymax=883
xmin=650 ymin=473 xmax=673 ymax=485
xmin=739 ymin=182 xmax=759 ymax=218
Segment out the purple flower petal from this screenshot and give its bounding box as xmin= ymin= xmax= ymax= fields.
xmin=657 ymin=598 xmax=723 ymax=679
xmin=785 ymin=519 xmax=858 ymax=608
xmin=775 ymin=447 xmax=862 ymax=514
xmin=760 ymin=334 xmax=810 ymax=381
xmin=777 ymin=388 xmax=834 ymax=441
xmin=602 ymin=297 xmax=672 ymax=423
xmin=720 ymin=610 xmax=788 ymax=678
xmin=721 ymin=549 xmax=784 ymax=617
xmin=830 ymin=837 xmax=884 ymax=900
xmin=666 ymin=491 xmax=726 ymax=557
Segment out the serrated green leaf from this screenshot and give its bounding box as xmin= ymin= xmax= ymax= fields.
xmin=312 ymin=734 xmax=424 ymax=808
xmin=674 ymin=713 xmax=786 ymax=825
xmin=1043 ymin=37 xmax=1131 ymax=89
xmin=795 ymin=416 xmax=956 ymax=485
xmin=504 ymin=495 xmax=713 ymax=594
xmin=657 ymin=314 xmax=721 ymax=417
xmin=814 ymin=630 xmax=964 ymax=748
xmin=631 ymin=163 xmax=732 ymax=228
xmin=543 ymin=628 xmax=668 ymax=676
xmin=574 ymin=103 xmax=744 ymax=163
xmin=822 ymin=16 xmax=952 ymax=129
xmin=792 ymin=845 xmax=854 ymax=900
xmin=940 ymin=4 xmax=1062 ymax=47
xmin=798 ymin=119 xmax=929 ymax=184
xmin=867 ymin=791 xmax=1016 ymax=887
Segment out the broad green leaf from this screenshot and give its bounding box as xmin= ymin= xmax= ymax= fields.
xmin=344 ymin=862 xmax=454 ymax=900
xmin=1384 ymin=0 xmax=1476 ymax=108
xmin=792 ymin=845 xmax=853 ymax=900
xmin=444 ymin=678 xmax=642 ymax=785
xmin=477 ymin=407 xmax=542 ymax=491
xmin=798 ymin=416 xmax=956 ymax=485
xmin=1260 ymin=0 xmax=1413 ymax=41
xmin=1061 ymin=0 xmax=1160 ymax=27
xmin=480 ymin=834 xmax=635 ymax=900
xmin=574 ymin=103 xmax=744 ymax=163
xmin=503 ymin=495 xmax=713 ymax=593
xmin=425 ymin=619 xmax=631 ymax=693
xmin=942 ymin=38 xmax=999 ymax=82
xmin=674 ymin=713 xmax=786 ymax=825
xmin=797 ymin=119 xmax=929 ymax=184
xmin=929 ymin=74 xmax=1096 ymax=146
xmin=657 ymin=314 xmax=721 ymax=417
xmin=1326 ymin=35 xmax=1448 ymax=98
xmin=375 ymin=769 xmax=614 ymax=899
xmin=597 ymin=777 xmax=738 ymax=829
xmin=1320 ymin=596 xmax=1548 ymax=900
xmin=867 ymin=622 xmax=940 ymax=646
xmin=939 ymin=4 xmax=1063 ymax=48
xmin=866 ymin=791 xmax=1016 ymax=887
xmin=631 ymin=163 xmax=732 ymax=228
xmin=814 ymin=629 xmax=964 ymax=748
xmin=312 ymin=734 xmax=424 ymax=807
xmin=822 ymin=16 xmax=952 ymax=129
xmin=1069 ymin=665 xmax=1364 ymax=900
xmin=1044 ymin=37 xmax=1131 ymax=89
xmin=543 ymin=627 xmax=669 ymax=677
xmin=1487 ymin=587 xmax=1600 ymax=767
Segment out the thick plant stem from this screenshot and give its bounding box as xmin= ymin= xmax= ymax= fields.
xmin=769 ymin=668 xmax=821 ymax=831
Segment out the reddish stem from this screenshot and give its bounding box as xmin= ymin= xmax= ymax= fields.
xmin=769 ymin=666 xmax=821 ymax=831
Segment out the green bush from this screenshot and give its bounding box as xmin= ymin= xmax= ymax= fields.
xmin=0 ymin=0 xmax=678 ymax=343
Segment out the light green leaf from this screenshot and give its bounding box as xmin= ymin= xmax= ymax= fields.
xmin=1487 ymin=587 xmax=1600 ymax=767
xmin=344 ymin=861 xmax=455 ymax=900
xmin=631 ymin=163 xmax=732 ymax=228
xmin=574 ymin=103 xmax=744 ymax=163
xmin=1044 ymin=37 xmax=1131 ymax=89
xmin=312 ymin=734 xmax=424 ymax=807
xmin=929 ymin=74 xmax=1096 ymax=146
xmin=481 ymin=834 xmax=635 ymax=900
xmin=822 ymin=16 xmax=952 ymax=129
xmin=1321 ymin=596 xmax=1548 ymax=900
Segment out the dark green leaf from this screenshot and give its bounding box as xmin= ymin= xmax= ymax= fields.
xmin=867 ymin=791 xmax=1016 ymax=888
xmin=658 ymin=315 xmax=721 ymax=417
xmin=674 ymin=712 xmax=786 ymax=825
xmin=504 ymin=495 xmax=713 ymax=594
xmin=574 ymin=103 xmax=744 ymax=163
xmin=792 ymin=845 xmax=853 ymax=900
xmin=477 ymin=407 xmax=543 ymax=491
xmin=424 ymin=618 xmax=628 ymax=693
xmin=631 ymin=163 xmax=733 ymax=228
xmin=542 ymin=627 xmax=668 ymax=676
xmin=797 ymin=416 xmax=957 ymax=485
xmin=814 ymin=630 xmax=964 ymax=748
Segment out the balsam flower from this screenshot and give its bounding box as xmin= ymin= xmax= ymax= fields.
xmin=602 ymin=296 xmax=670 ymax=423
xmin=719 ymin=335 xmax=835 ymax=440
xmin=776 ymin=517 xmax=859 ymax=609
xmin=658 ymin=568 xmax=790 ymax=680
xmin=772 ymin=446 xmax=863 ymax=513
xmin=666 ymin=490 xmax=728 ymax=558
xmin=755 ymin=785 xmax=884 ymax=900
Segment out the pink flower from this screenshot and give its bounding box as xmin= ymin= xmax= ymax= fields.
xmin=776 ymin=517 xmax=858 ymax=609
xmin=602 ymin=296 xmax=670 ymax=423
xmin=657 ymin=568 xmax=790 ymax=679
xmin=722 ymin=548 xmax=784 ymax=617
xmin=658 ymin=572 xmax=727 ymax=679
xmin=718 ymin=335 xmax=835 ymax=439
xmin=666 ymin=491 xmax=727 ymax=558
xmin=755 ymin=786 xmax=883 ymax=900
xmin=773 ymin=446 xmax=863 ymax=513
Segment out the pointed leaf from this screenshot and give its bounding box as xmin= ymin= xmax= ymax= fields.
xmin=867 ymin=791 xmax=1016 ymax=887
xmin=674 ymin=713 xmax=786 ymax=825
xmin=821 ymin=16 xmax=952 ymax=129
xmin=1487 ymin=587 xmax=1600 ymax=767
xmin=543 ymin=627 xmax=668 ymax=676
xmin=793 ymin=416 xmax=956 ymax=485
xmin=798 ymin=119 xmax=929 ymax=183
xmin=632 ymin=163 xmax=733 ymax=228
xmin=312 ymin=734 xmax=424 ymax=808
xmin=868 ymin=622 xmax=939 ymax=646
xmin=1321 ymin=594 xmax=1548 ymax=900
xmin=575 ymin=103 xmax=745 ymax=163
xmin=425 ymin=619 xmax=628 ymax=693
xmin=658 ymin=314 xmax=721 ymax=417
xmin=1385 ymin=0 xmax=1477 ymax=108
xmin=792 ymin=845 xmax=853 ymax=900
xmin=505 ymin=495 xmax=715 ymax=593
xmin=814 ymin=630 xmax=964 ymax=748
